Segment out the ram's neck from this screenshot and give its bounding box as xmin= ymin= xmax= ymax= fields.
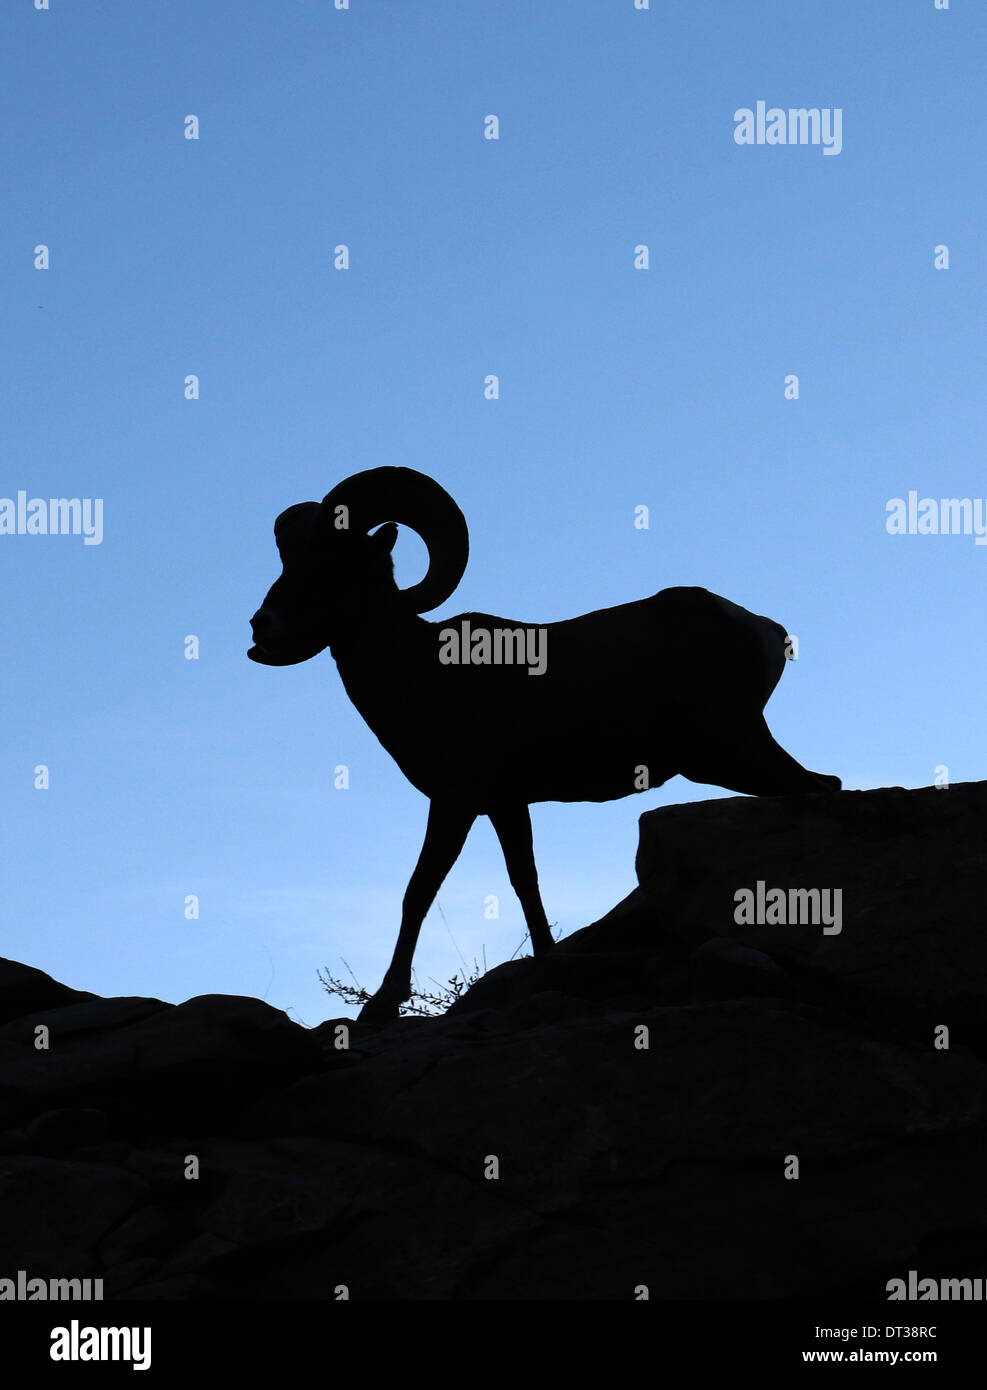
xmin=328 ymin=610 xmax=434 ymax=760
xmin=330 ymin=606 xmax=432 ymax=675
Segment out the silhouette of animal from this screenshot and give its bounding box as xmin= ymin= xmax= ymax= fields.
xmin=249 ymin=467 xmax=841 ymax=1022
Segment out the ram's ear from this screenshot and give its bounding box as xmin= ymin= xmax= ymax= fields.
xmin=371 ymin=522 xmax=399 ymax=552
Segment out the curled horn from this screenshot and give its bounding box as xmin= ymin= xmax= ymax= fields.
xmin=320 ymin=466 xmax=469 ymax=613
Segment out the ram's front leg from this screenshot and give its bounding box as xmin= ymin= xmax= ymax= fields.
xmin=359 ymin=799 xmax=477 ymax=1024
xmin=488 ymin=802 xmax=555 ymax=957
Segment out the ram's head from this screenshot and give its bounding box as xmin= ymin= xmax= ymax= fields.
xmin=248 ymin=466 xmax=469 ymax=665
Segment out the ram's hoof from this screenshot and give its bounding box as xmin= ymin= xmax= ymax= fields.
xmin=358 ymin=995 xmax=402 ymax=1025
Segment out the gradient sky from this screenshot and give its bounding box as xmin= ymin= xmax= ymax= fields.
xmin=3 ymin=0 xmax=984 ymax=1025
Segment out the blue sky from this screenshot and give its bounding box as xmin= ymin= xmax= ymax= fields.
xmin=3 ymin=0 xmax=984 ymax=1024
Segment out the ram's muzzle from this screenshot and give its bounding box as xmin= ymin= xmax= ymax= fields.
xmin=247 ymin=639 xmax=328 ymax=666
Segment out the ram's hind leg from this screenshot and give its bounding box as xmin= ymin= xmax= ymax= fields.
xmin=681 ymin=712 xmax=841 ymax=796
xmin=359 ymin=800 xmax=477 ymax=1024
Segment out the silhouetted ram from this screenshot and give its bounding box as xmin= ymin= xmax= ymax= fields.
xmin=249 ymin=468 xmax=840 ymax=1021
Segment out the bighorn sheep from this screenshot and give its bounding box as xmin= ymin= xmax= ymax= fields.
xmin=249 ymin=467 xmax=840 ymax=1022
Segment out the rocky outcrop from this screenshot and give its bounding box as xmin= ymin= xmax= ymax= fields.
xmin=2 ymin=782 xmax=985 ymax=1299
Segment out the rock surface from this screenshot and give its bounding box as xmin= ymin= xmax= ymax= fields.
xmin=2 ymin=782 xmax=985 ymax=1299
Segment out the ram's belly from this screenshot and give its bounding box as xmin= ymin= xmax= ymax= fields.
xmin=372 ymin=665 xmax=677 ymax=806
